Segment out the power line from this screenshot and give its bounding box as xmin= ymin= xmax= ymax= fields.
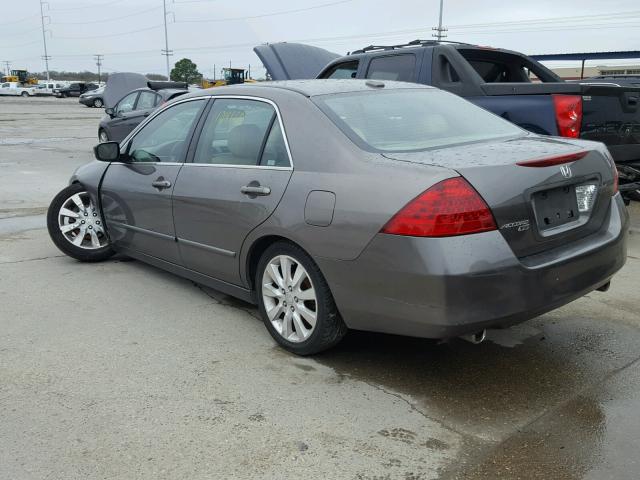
xmin=0 ymin=14 xmax=40 ymax=26
xmin=49 ymin=0 xmax=127 ymax=12
xmin=39 ymin=0 xmax=51 ymax=81
xmin=176 ymin=0 xmax=355 ymax=23
xmin=162 ymin=0 xmax=173 ymax=80
xmin=432 ymin=0 xmax=447 ymax=41
xmin=54 ymin=24 xmax=164 ymax=40
xmin=52 ymin=5 xmax=163 ymax=25
xmin=94 ymin=54 xmax=103 ymax=83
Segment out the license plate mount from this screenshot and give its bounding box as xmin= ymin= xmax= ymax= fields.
xmin=533 ymin=185 xmax=580 ymax=232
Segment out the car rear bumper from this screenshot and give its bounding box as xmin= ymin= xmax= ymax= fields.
xmin=317 ymin=194 xmax=629 ymax=339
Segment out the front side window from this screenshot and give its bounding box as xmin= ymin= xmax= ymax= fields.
xmin=116 ymin=92 xmax=138 ymax=115
xmin=366 ymin=55 xmax=416 ymax=82
xmin=136 ymin=91 xmax=158 ymax=110
xmin=323 ymin=61 xmax=359 ymax=79
xmin=126 ymin=100 xmax=204 ymax=163
xmin=315 ymin=89 xmax=524 ymax=153
xmin=193 ymin=98 xmax=277 ymax=166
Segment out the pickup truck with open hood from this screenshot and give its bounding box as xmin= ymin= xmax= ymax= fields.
xmin=254 ymin=40 xmax=640 ymax=202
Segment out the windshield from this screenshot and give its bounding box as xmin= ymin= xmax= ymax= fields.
xmin=314 ymin=88 xmax=524 ymax=153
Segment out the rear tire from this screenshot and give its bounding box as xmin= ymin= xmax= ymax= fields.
xmin=256 ymin=241 xmax=347 ymax=355
xmin=21 ymin=91 xmax=28 ymax=98
xmin=47 ymin=183 xmax=115 ymax=262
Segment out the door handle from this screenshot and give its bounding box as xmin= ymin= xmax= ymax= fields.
xmin=241 ymin=185 xmax=271 ymax=196
xmin=152 ymin=178 xmax=171 ymax=190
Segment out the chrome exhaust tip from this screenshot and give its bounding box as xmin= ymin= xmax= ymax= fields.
xmin=461 ymin=330 xmax=487 ymax=344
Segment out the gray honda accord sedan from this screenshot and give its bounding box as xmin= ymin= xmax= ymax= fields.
xmin=47 ymin=79 xmax=629 ymax=355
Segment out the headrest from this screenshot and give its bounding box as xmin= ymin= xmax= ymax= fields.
xmin=227 ymin=124 xmax=262 ymax=160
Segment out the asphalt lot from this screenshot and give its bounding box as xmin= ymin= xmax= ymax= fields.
xmin=1 ymin=95 xmax=640 ymax=480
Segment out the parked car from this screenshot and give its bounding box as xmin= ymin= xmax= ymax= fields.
xmin=47 ymin=80 xmax=628 ymax=355
xmin=0 ymin=82 xmax=36 ymax=97
xmin=34 ymin=82 xmax=66 ymax=96
xmin=79 ymin=86 xmax=105 ymax=108
xmin=98 ymin=86 xmax=188 ymax=143
xmin=54 ymin=82 xmax=98 ymax=98
xmin=255 ymin=41 xmax=640 ymax=202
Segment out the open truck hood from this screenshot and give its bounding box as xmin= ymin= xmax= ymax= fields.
xmin=104 ymin=72 xmax=147 ymax=108
xmin=254 ymin=42 xmax=340 ymax=80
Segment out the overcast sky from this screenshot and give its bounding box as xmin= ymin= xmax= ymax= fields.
xmin=1 ymin=0 xmax=638 ymax=79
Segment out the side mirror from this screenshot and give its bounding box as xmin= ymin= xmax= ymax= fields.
xmin=104 ymin=107 xmax=115 ymax=117
xmin=93 ymin=141 xmax=120 ymax=162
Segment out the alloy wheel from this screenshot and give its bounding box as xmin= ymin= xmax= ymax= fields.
xmin=58 ymin=191 xmax=108 ymax=250
xmin=261 ymin=255 xmax=318 ymax=343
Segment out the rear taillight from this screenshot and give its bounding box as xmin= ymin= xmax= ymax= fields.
xmin=552 ymin=94 xmax=583 ymax=138
xmin=381 ymin=177 xmax=497 ymax=237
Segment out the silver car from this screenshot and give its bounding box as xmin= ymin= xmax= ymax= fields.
xmin=47 ymin=80 xmax=628 ymax=355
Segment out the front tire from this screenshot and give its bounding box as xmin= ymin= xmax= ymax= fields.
xmin=47 ymin=183 xmax=115 ymax=262
xmin=93 ymin=98 xmax=103 ymax=108
xmin=256 ymin=241 xmax=347 ymax=355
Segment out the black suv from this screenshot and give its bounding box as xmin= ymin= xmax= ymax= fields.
xmin=54 ymin=82 xmax=98 ymax=98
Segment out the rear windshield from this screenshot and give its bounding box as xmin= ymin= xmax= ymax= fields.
xmin=314 ymin=89 xmax=523 ymax=153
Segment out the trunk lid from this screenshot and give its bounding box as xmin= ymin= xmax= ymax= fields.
xmin=384 ymin=135 xmax=617 ymax=258
xmin=253 ymin=43 xmax=340 ymax=80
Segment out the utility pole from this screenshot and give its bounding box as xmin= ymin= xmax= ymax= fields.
xmin=213 ymin=64 xmax=216 ymax=81
xmin=2 ymin=61 xmax=10 ymax=76
xmin=161 ymin=0 xmax=173 ymax=79
xmin=432 ymin=0 xmax=447 ymax=41
xmin=94 ymin=54 xmax=104 ymax=84
xmin=39 ymin=0 xmax=51 ymax=80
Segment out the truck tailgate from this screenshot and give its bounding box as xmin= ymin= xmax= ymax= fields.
xmin=580 ymin=84 xmax=640 ymax=163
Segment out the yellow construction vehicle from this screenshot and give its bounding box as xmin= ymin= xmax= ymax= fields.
xmin=201 ymin=67 xmax=256 ymax=88
xmin=1 ymin=69 xmax=38 ymax=85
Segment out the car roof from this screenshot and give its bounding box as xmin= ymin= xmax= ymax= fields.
xmin=184 ymin=79 xmax=433 ymax=99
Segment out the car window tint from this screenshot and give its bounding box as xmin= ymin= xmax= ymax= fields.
xmin=193 ymin=99 xmax=275 ymax=166
xmin=259 ymin=121 xmax=289 ymax=167
xmin=137 ymin=91 xmax=157 ymax=110
xmin=127 ymin=100 xmax=204 ymax=163
xmin=117 ymin=92 xmax=138 ymax=115
xmin=323 ymin=61 xmax=359 ymax=79
xmin=366 ymin=55 xmax=416 ymax=82
xmin=315 ymin=89 xmax=523 ymax=153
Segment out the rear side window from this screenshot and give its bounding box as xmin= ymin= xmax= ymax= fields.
xmin=193 ymin=99 xmax=276 ymax=166
xmin=314 ymin=89 xmax=523 ymax=153
xmin=259 ymin=121 xmax=290 ymax=167
xmin=322 ymin=61 xmax=359 ymax=79
xmin=366 ymin=55 xmax=416 ymax=82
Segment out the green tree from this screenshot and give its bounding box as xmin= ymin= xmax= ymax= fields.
xmin=170 ymin=58 xmax=202 ymax=84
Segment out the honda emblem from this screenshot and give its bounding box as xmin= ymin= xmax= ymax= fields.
xmin=560 ymin=164 xmax=572 ymax=178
